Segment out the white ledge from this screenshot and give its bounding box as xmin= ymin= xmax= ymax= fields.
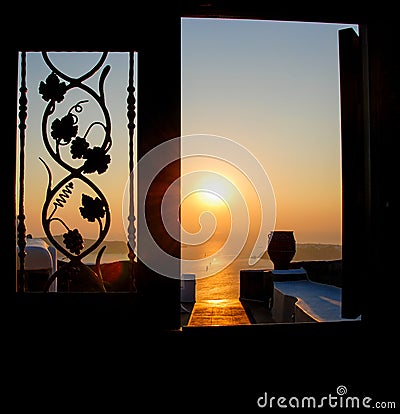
xmin=272 ymin=279 xmax=361 ymax=323
xmin=17 ymin=238 xmax=57 ymax=292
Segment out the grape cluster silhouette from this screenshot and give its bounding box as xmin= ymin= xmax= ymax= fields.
xmin=63 ymin=229 xmax=84 ymax=254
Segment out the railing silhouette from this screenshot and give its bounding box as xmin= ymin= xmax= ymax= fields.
xmin=16 ymin=51 xmax=137 ymax=293
xmin=17 ymin=51 xmax=28 ymax=292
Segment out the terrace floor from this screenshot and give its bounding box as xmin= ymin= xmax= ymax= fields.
xmin=181 ymin=298 xmax=276 ymax=327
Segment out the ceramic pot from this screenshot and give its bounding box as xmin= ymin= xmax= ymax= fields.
xmin=267 ymin=230 xmax=296 ymax=270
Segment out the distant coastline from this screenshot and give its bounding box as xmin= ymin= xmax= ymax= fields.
xmin=41 ymin=235 xmax=130 ymax=264
xmin=43 ymin=234 xmax=341 ymax=265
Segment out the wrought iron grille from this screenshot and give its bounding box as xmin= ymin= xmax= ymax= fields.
xmin=17 ymin=51 xmax=137 ymax=293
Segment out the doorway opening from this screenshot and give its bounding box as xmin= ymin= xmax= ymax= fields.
xmin=180 ymin=18 xmax=358 ymax=325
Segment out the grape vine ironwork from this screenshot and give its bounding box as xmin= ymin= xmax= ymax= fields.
xmin=38 ymin=52 xmax=112 ymax=292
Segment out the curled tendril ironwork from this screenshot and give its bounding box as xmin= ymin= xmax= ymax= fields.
xmin=39 ymin=52 xmax=112 ymax=292
xmin=53 ymin=181 xmax=74 ymax=208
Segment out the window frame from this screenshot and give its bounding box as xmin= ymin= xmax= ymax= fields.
xmin=8 ymin=5 xmax=386 ymax=332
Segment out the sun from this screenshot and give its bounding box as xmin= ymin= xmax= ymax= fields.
xmin=196 ymin=190 xmax=225 ymax=207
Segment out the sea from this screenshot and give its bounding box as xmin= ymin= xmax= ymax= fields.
xmin=63 ymin=240 xmax=341 ymax=302
xmin=181 ymin=241 xmax=341 ymax=301
xmin=185 ymin=255 xmax=274 ymax=301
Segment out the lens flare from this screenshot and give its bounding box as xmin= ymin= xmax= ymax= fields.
xmin=122 ymin=134 xmax=276 ymax=280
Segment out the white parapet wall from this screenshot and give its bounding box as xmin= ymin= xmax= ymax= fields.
xmin=17 ymin=238 xmax=57 ymax=292
xmin=181 ymin=273 xmax=196 ymax=303
xmin=272 ymin=287 xmax=298 ymax=322
xmin=272 ymin=277 xmax=361 ymax=323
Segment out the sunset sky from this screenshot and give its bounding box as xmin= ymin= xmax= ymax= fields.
xmin=17 ymin=18 xmax=358 ymax=253
xmin=181 ymin=18 xmax=358 ymax=246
